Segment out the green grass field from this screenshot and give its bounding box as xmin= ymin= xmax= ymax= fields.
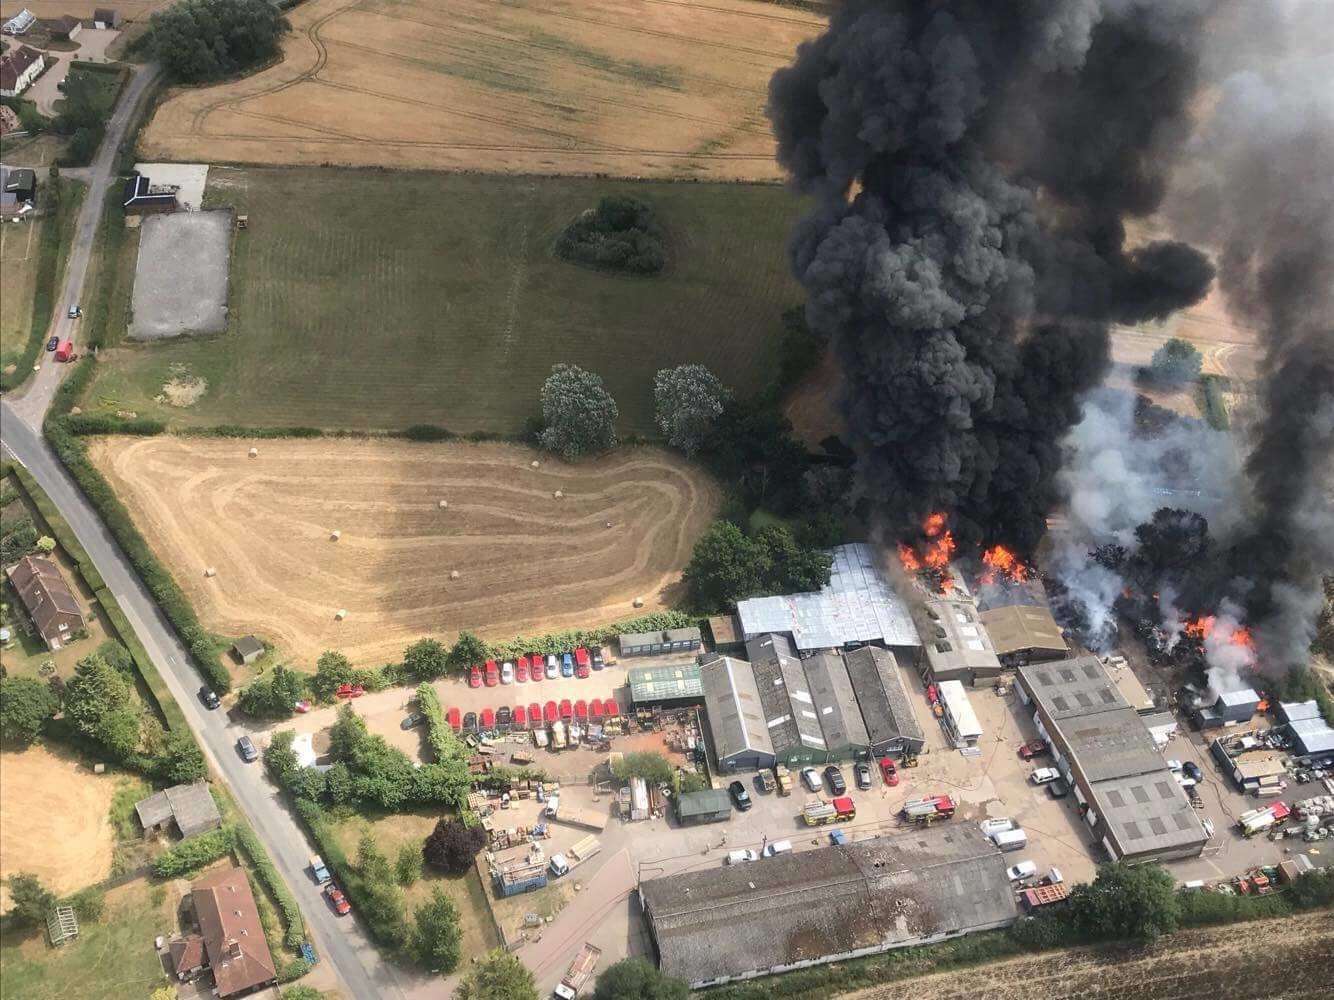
xmin=82 ymin=167 xmax=805 ymax=433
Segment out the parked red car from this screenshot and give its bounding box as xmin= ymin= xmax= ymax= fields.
xmin=575 ymin=662 xmax=591 ymax=680
xmin=1018 ymin=739 xmax=1050 ymax=761
xmin=484 ymin=660 xmax=499 ymax=687
xmin=879 ymin=757 xmax=899 ymax=786
xmin=446 ymin=707 xmax=461 ymax=732
xmin=527 ymin=654 xmax=542 ymax=680
xmin=574 ymin=699 xmax=588 ymax=720
xmin=926 ymin=683 xmax=939 ymax=705
xmin=480 ymin=707 xmax=496 ymax=729
xmin=469 ymin=666 xmax=482 ymax=688
xmin=326 ymin=885 xmax=351 ymax=916
xmin=602 ymin=698 xmax=619 ymax=717
xmin=514 ymin=705 xmax=527 ymax=727
xmin=559 ymin=699 xmax=573 ymax=720
xmin=515 ymin=656 xmax=529 ymax=683
xmin=335 ymin=683 xmax=365 ymax=699
xmin=529 ymin=702 xmax=542 ymax=728
xmin=590 ymin=699 xmax=604 ymax=720
xmin=544 ymin=701 xmax=558 ymax=723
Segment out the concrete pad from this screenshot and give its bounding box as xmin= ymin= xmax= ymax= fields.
xmin=130 ymin=210 xmax=230 ymax=339
xmin=133 ymin=162 xmax=209 ymax=211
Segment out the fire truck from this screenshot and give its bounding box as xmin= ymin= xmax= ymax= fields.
xmin=901 ymin=795 xmax=956 ymax=824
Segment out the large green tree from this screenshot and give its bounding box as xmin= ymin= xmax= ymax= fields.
xmin=64 ymin=654 xmax=140 ymax=758
xmin=310 ymin=650 xmax=356 ymax=702
xmin=445 ymin=632 xmax=489 ymax=676
xmin=150 ymin=0 xmax=288 ymax=84
xmin=404 ymin=638 xmax=450 ymax=682
xmin=1147 ymin=337 xmax=1203 ymax=386
xmin=610 ymin=751 xmax=672 ymax=786
xmin=454 ymin=949 xmax=539 ymax=1000
xmin=422 ymin=818 xmax=486 ymax=875
xmin=593 ymin=958 xmax=689 ymax=1000
xmin=237 ymin=664 xmax=306 ymax=718
xmin=411 ymin=886 xmax=463 ymax=973
xmin=539 ymin=364 xmax=619 ymax=461
xmin=151 ymin=728 xmax=208 ymax=784
xmin=5 ymin=873 xmax=56 ymax=926
xmin=0 ymin=676 xmax=59 ymax=746
xmin=1071 ymin=862 xmax=1179 ymax=941
xmin=654 ymin=364 xmax=729 ymax=456
xmin=681 ymin=520 xmax=832 ymax=612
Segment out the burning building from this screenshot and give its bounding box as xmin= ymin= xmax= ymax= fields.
xmin=915 ymin=597 xmax=1002 ymax=687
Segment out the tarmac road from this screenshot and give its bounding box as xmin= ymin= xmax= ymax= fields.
xmin=1 ymin=64 xmax=411 ymax=999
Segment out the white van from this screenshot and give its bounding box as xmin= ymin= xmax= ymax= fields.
xmin=979 ymin=817 xmax=1014 ymax=837
xmin=763 ymin=840 xmax=793 ymax=858
xmin=991 ymin=828 xmax=1028 ymax=852
xmin=726 ymin=849 xmax=759 ymax=865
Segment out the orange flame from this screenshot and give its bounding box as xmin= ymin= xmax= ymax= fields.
xmin=897 ymin=542 xmax=922 ymax=573
xmin=923 ymin=512 xmax=948 ymax=538
xmin=979 ymin=544 xmax=1029 ymax=586
xmin=897 ymin=512 xmax=956 ymax=592
xmin=1184 ymin=616 xmax=1216 ymax=640
xmin=1230 ymin=626 xmax=1254 ymax=649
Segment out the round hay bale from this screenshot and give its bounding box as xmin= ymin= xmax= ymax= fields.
xmin=531 ymin=460 xmax=540 ymax=468
xmin=204 ymin=567 xmax=216 ymax=578
xmin=450 ymin=570 xmax=460 ymax=580
xmin=553 ymin=490 xmax=563 ymax=500
xmin=438 ymin=500 xmax=449 ymax=509
xmin=633 ymin=596 xmax=644 ymax=608
xmin=335 ymin=609 xmax=347 ymax=621
xmin=605 ymin=521 xmax=613 ymax=529
xmin=70 ymin=406 xmax=82 ymax=416
xmin=248 ymin=447 xmax=259 ymax=458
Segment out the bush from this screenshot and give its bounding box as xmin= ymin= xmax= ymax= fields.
xmin=1 ymin=517 xmax=38 ymax=563
xmin=1147 ymin=337 xmax=1203 ymax=387
xmin=610 ymin=751 xmax=672 ymax=786
xmin=238 ymin=665 xmax=306 ymax=718
xmin=233 ymin=823 xmax=306 ymax=948
xmin=1069 ymin=862 xmax=1179 ymax=941
xmin=410 ymin=886 xmax=463 ymax=973
xmin=403 ymin=638 xmax=449 ymax=682
xmin=149 ymin=0 xmax=288 ymax=83
xmin=0 ymin=676 xmax=60 ymax=747
xmin=554 ymin=196 xmax=666 ymax=275
xmin=278 ymin=961 xmax=315 ymax=986
xmin=62 ymin=885 xmax=106 ymax=923
xmin=402 ymin=424 xmax=456 ymax=441
xmin=152 ymin=826 xmax=234 ymax=878
xmin=455 ymin=949 xmax=539 ymax=1000
xmin=422 ymin=818 xmax=486 ymax=875
xmin=593 ymin=958 xmax=689 ymax=1000
xmin=396 ymin=843 xmax=423 ymax=886
xmin=5 ymin=872 xmax=56 ymax=926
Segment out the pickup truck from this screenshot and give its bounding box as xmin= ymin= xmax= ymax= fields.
xmin=555 ymin=942 xmax=602 ymax=999
xmin=309 ymin=855 xmax=332 ymax=884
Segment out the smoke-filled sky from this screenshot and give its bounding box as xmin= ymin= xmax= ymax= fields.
xmin=769 ymin=0 xmax=1333 ymax=673
xmin=768 ymin=0 xmax=1214 ymax=557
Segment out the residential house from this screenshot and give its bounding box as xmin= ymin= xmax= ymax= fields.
xmin=5 ymin=555 xmax=85 ymax=649
xmin=0 ymin=45 xmax=44 ymax=97
xmin=171 ymin=866 xmax=277 ymax=997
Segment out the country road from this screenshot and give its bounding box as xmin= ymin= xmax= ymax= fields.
xmin=1 ymin=64 xmax=412 ymax=999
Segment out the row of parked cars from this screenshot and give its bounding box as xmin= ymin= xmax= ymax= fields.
xmin=470 ymin=648 xmax=603 ymax=687
xmin=435 ymin=698 xmax=622 ymax=733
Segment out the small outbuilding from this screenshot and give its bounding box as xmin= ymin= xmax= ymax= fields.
xmin=706 ymin=614 xmax=744 ymax=652
xmin=674 ymin=788 xmax=731 ymax=826
xmin=134 ymin=783 xmax=222 ymax=839
xmin=628 ymin=663 xmax=704 ymax=708
xmin=618 ymin=627 xmax=701 ymax=657
xmin=122 ymin=172 xmax=178 ymax=215
xmin=231 ymin=635 xmax=264 ymax=665
xmin=43 ymin=15 xmax=81 ymax=40
xmin=94 ymin=8 xmax=122 ymax=29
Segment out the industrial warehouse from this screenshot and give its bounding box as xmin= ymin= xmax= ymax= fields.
xmin=639 ymin=824 xmax=1017 ymax=987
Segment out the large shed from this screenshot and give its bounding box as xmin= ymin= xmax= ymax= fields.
xmin=640 ymin=824 xmax=1016 ymax=987
xmin=746 ymin=633 xmax=827 ymax=765
xmin=628 ymin=663 xmax=703 ymax=707
xmin=842 ymin=645 xmax=925 ymax=757
xmin=699 ymin=655 xmax=774 ymax=771
xmin=802 ymin=651 xmax=871 ymax=757
xmin=135 ymin=783 xmax=222 ymax=839
xmin=674 ymin=788 xmax=731 ymax=825
xmin=978 ymin=604 xmax=1067 ymax=665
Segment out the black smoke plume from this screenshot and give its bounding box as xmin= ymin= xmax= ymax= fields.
xmin=767 ymin=1 xmax=1214 ymax=556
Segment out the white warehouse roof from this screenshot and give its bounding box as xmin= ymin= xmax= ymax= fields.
xmin=736 ymin=543 xmax=921 ymax=652
xmin=938 ymin=680 xmax=982 ymax=739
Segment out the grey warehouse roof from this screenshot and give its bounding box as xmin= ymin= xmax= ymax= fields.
xmin=736 ymin=543 xmax=920 ymax=652
xmin=746 ymin=634 xmax=826 ymax=754
xmin=842 ymin=645 xmax=925 ymax=747
xmin=700 ymin=656 xmax=773 ymax=761
xmin=1022 ymin=655 xmax=1128 ymax=720
xmin=641 ymin=824 xmax=1016 ymax=986
xmin=1088 ymin=772 xmax=1207 ymax=857
xmin=803 ymin=651 xmax=871 ymax=752
xmin=1290 ymin=717 xmax=1334 ymax=756
xmin=1053 ymin=707 xmax=1166 ymax=783
xmin=1278 ymin=700 xmax=1324 ymax=724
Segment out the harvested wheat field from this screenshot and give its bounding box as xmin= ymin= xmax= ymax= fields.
xmin=841 ymin=911 xmax=1334 ymax=1000
xmin=90 ymin=436 xmax=719 ymax=666
xmin=0 ymin=746 xmax=118 ymax=911
xmin=139 ymin=0 xmax=823 ymax=178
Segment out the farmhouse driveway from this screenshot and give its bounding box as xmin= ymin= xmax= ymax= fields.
xmin=26 ymin=29 xmax=122 ymax=115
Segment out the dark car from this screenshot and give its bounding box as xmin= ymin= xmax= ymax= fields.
xmin=1183 ymin=761 xmax=1203 ymax=782
xmin=591 ymin=648 xmax=605 ymax=670
xmin=462 ymin=711 xmax=478 ymax=732
xmin=824 ymin=765 xmax=846 ymax=796
xmin=236 ymin=735 xmax=258 ymax=762
xmin=1047 ymin=778 xmax=1071 ymax=799
xmin=854 ymin=761 xmax=872 ymax=789
xmin=199 ymin=686 xmax=221 ymax=710
xmin=46 ymin=336 xmax=60 ymax=352
xmin=400 ymin=712 xmax=425 ymax=730
xmin=728 ymin=780 xmax=752 ymax=811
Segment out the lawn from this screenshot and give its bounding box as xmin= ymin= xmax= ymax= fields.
xmin=0 ymin=878 xmax=172 ymax=1000
xmin=80 ymin=167 xmax=805 ymax=433
xmin=328 ymin=809 xmax=499 ymax=960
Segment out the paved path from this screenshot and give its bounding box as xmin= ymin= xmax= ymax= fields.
xmin=1 ymin=63 xmax=416 ymax=998
xmin=6 ymin=63 xmax=156 ymax=429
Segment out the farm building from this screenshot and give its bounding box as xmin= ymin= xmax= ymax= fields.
xmin=0 ymin=45 xmax=43 ymax=98
xmin=230 ymin=635 xmax=264 ymax=664
xmin=94 ymin=8 xmax=121 ymax=28
xmin=916 ymin=597 xmax=1002 ymax=685
xmin=735 ymin=543 xmax=921 ymax=658
xmin=122 ymin=172 xmax=178 ymax=214
xmin=134 ymin=783 xmax=222 ymax=839
xmin=1276 ymin=700 xmax=1324 ymax=725
xmin=1290 ymin=718 xmax=1334 ymax=759
xmin=43 ymin=14 xmax=81 ymax=40
xmin=978 ymin=604 xmax=1067 ymax=666
xmin=842 ymin=645 xmax=925 ymax=757
xmin=747 ymin=633 xmax=828 ymax=765
xmin=5 ymin=555 xmax=85 ymax=649
xmin=1017 ymin=655 xmax=1207 ymax=864
xmin=674 ymin=787 xmax=732 ymax=825
xmin=618 ymin=627 xmax=701 ymax=657
xmin=640 ymin=824 xmax=1016 ymax=987
xmin=2 ymin=8 xmax=35 ymax=34
xmin=801 ymin=650 xmax=871 ymax=758
xmin=171 ymin=866 xmax=277 ymax=997
xmin=699 ymin=654 xmax=774 ymax=771
xmin=707 ymin=613 xmax=744 ymax=652
xmin=628 ymin=662 xmax=703 ymax=708
xmin=3 ymin=165 xmax=36 ymax=200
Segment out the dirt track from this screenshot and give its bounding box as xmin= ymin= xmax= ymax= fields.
xmin=0 ymin=746 xmax=118 ymax=911
xmin=841 ymin=911 xmax=1334 ymax=1000
xmin=89 ymin=437 xmax=718 ymax=667
xmin=138 ymin=0 xmax=823 ymax=179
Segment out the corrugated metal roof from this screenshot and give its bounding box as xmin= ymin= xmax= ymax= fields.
xmin=802 ymin=652 xmax=870 ymax=752
xmin=747 ymin=634 xmax=826 ymax=753
xmin=978 ymin=605 xmax=1067 ymax=656
xmin=675 ymin=788 xmax=731 ymax=819
xmin=700 ymin=656 xmax=774 ymax=762
xmin=938 ymin=680 xmax=982 ymax=739
xmin=628 ymin=663 xmax=703 ymax=703
xmin=843 ymin=646 xmax=925 ymax=747
xmin=1291 ymin=718 xmax=1334 ymax=755
xmin=736 ymin=543 xmax=920 ymax=652
xmin=1218 ymin=688 xmax=1260 ymax=708
xmin=1278 ymin=700 xmax=1323 ymax=723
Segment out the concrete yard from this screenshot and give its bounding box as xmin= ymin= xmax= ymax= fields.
xmin=132 ymin=162 xmax=209 ymax=211
xmin=130 ymin=210 xmax=230 ymax=339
